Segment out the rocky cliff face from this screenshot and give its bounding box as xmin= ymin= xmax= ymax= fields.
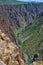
xmin=0 ymin=3 xmax=43 ymax=29
xmin=0 ymin=17 xmax=17 ymax=43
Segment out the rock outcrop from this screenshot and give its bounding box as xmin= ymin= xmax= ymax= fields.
xmin=0 ymin=17 xmax=17 ymax=44
xmin=0 ymin=30 xmax=25 ymax=65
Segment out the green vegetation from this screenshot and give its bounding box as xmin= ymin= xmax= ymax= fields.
xmin=17 ymin=16 xmax=43 ymax=59
xmin=0 ymin=0 xmax=30 ymax=5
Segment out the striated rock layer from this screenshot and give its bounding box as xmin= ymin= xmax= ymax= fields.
xmin=0 ymin=30 xmax=25 ymax=65
xmin=0 ymin=4 xmax=43 ymax=29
